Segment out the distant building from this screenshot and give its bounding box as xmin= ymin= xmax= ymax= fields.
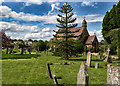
xmin=53 ymin=17 xmax=99 ymax=52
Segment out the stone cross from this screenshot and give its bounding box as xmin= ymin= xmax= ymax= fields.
xmin=77 ymin=62 xmax=89 ymax=86
xmin=95 ymin=62 xmax=99 ymax=69
xmin=46 ymin=62 xmax=52 ymax=79
xmin=107 ymin=47 xmax=110 ymax=58
xmin=87 ymin=52 xmax=92 ymax=67
xmin=104 ymin=47 xmax=112 ymax=63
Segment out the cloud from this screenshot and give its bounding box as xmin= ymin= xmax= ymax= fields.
xmin=48 ymin=3 xmax=60 ymax=15
xmin=89 ymin=29 xmax=104 ymax=42
xmin=0 ymin=5 xmax=104 ymax=25
xmin=81 ymin=1 xmax=97 ymax=7
xmin=42 ymin=28 xmax=51 ymax=32
xmin=0 ymin=21 xmax=40 ymax=32
xmin=75 ymin=14 xmax=104 ymax=23
xmin=24 ymin=32 xmax=51 ymax=39
xmin=25 ymin=0 xmax=43 ymax=6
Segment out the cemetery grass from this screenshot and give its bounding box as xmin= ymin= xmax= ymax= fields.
xmin=2 ymin=52 xmax=119 ymax=85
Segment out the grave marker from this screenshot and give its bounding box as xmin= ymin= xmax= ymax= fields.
xmin=95 ymin=62 xmax=99 ymax=69
xmin=77 ymin=62 xmax=89 ymax=86
xmin=46 ymin=62 xmax=52 ymax=79
xmin=87 ymin=52 xmax=92 ymax=67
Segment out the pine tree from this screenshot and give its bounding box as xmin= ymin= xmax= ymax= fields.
xmin=53 ymin=2 xmax=78 ymax=59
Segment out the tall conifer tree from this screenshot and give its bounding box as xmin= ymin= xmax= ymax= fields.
xmin=53 ymin=2 xmax=78 ymax=59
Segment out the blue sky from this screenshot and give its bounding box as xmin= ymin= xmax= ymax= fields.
xmin=0 ymin=0 xmax=118 ymax=41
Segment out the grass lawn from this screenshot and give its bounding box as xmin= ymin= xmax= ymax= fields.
xmin=2 ymin=52 xmax=119 ymax=85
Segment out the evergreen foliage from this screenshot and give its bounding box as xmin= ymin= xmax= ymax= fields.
xmin=102 ymin=1 xmax=120 ymax=57
xmin=53 ymin=2 xmax=78 ymax=59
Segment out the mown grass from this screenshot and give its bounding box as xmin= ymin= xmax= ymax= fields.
xmin=2 ymin=52 xmax=119 ymax=85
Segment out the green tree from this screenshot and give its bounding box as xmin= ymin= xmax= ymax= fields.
xmin=53 ymin=2 xmax=78 ymax=59
xmin=74 ymin=40 xmax=84 ymax=54
xmin=102 ymin=1 xmax=120 ymax=44
xmin=102 ymin=1 xmax=120 ymax=57
xmin=107 ymin=28 xmax=120 ymax=59
xmin=36 ymin=40 xmax=46 ymax=52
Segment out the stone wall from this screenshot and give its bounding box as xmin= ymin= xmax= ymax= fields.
xmin=107 ymin=65 xmax=120 ymax=85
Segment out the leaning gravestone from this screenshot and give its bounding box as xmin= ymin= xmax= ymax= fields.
xmin=87 ymin=52 xmax=92 ymax=67
xmin=95 ymin=62 xmax=99 ymax=69
xmin=77 ymin=62 xmax=89 ymax=86
xmin=46 ymin=62 xmax=52 ymax=79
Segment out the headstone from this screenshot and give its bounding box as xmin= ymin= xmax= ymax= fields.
xmin=87 ymin=52 xmax=92 ymax=67
xmin=46 ymin=62 xmax=52 ymax=79
xmin=104 ymin=48 xmax=112 ymax=63
xmin=77 ymin=62 xmax=89 ymax=86
xmin=53 ymin=74 xmax=58 ymax=85
xmin=95 ymin=62 xmax=99 ymax=69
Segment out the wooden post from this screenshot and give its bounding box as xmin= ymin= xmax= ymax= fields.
xmin=46 ymin=62 xmax=52 ymax=79
xmin=53 ymin=74 xmax=58 ymax=85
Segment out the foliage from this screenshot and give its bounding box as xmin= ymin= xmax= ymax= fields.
xmin=53 ymin=2 xmax=78 ymax=59
xmin=74 ymin=40 xmax=84 ymax=54
xmin=53 ymin=39 xmax=76 ymax=59
xmin=87 ymin=46 xmax=92 ymax=52
xmin=102 ymin=1 xmax=120 ymax=44
xmin=36 ymin=40 xmax=46 ymax=51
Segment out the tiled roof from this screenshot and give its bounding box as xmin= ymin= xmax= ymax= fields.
xmin=56 ymin=26 xmax=84 ymax=37
xmin=85 ymin=35 xmax=96 ymax=45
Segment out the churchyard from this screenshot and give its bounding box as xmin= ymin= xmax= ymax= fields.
xmin=2 ymin=51 xmax=119 ymax=85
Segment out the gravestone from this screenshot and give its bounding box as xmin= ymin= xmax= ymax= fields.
xmin=77 ymin=62 xmax=89 ymax=86
xmin=95 ymin=62 xmax=99 ymax=69
xmin=104 ymin=48 xmax=112 ymax=63
xmin=46 ymin=62 xmax=52 ymax=79
xmin=87 ymin=52 xmax=92 ymax=67
xmin=53 ymin=74 xmax=58 ymax=85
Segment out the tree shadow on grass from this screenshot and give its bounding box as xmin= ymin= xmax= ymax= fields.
xmin=68 ymin=58 xmax=86 ymax=61
xmin=2 ymin=54 xmax=41 ymax=60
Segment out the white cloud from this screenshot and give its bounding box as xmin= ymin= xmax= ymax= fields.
xmin=0 ymin=21 xmax=40 ymax=33
xmin=24 ymin=32 xmax=51 ymax=39
xmin=89 ymin=29 xmax=104 ymax=42
xmin=25 ymin=0 xmax=43 ymax=6
xmin=48 ymin=3 xmax=60 ymax=15
xmin=0 ymin=5 xmax=58 ymax=24
xmin=81 ymin=1 xmax=98 ymax=7
xmin=42 ymin=28 xmax=50 ymax=32
xmin=75 ymin=14 xmax=104 ymax=23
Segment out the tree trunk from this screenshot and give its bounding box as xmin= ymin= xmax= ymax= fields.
xmin=28 ymin=48 xmax=31 ymax=54
xmin=9 ymin=49 xmax=13 ymax=54
xmin=6 ymin=47 xmax=9 ymax=54
xmin=21 ymin=48 xmax=24 ymax=55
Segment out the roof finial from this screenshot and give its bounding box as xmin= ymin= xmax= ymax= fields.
xmin=84 ymin=16 xmax=85 ymax=20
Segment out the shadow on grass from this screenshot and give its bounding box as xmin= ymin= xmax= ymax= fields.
xmin=2 ymin=54 xmax=41 ymax=60
xmin=68 ymin=58 xmax=86 ymax=61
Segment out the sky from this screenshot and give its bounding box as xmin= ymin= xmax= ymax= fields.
xmin=0 ymin=0 xmax=119 ymax=41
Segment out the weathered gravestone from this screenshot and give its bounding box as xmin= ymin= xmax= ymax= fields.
xmin=107 ymin=65 xmax=120 ymax=85
xmin=104 ymin=48 xmax=112 ymax=63
xmin=53 ymin=74 xmax=58 ymax=85
xmin=87 ymin=52 xmax=92 ymax=67
xmin=77 ymin=62 xmax=89 ymax=86
xmin=46 ymin=62 xmax=52 ymax=79
xmin=95 ymin=62 xmax=99 ymax=69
